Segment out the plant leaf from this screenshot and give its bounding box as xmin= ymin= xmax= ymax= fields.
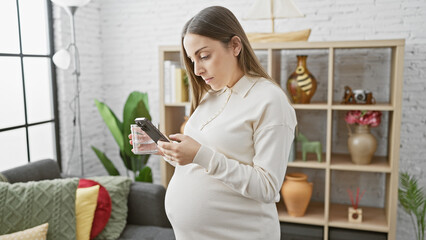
xmin=135 ymin=166 xmax=153 ymax=182
xmin=134 ymin=155 xmax=151 ymax=172
xmin=399 ymin=173 xmax=413 ymax=214
xmin=95 ymin=99 xmax=124 ymax=150
xmin=120 ymin=149 xmax=132 ymax=170
xmin=398 ymin=171 xmax=426 ymax=240
xmin=122 ymin=92 xmax=151 ymax=157
xmin=91 ymin=146 xmax=120 ymax=176
xmin=140 ymin=154 xmax=150 ymax=167
xmin=420 ymin=200 xmax=426 ymax=239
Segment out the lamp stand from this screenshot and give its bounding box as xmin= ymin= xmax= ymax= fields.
xmin=64 ymin=6 xmax=84 ymax=176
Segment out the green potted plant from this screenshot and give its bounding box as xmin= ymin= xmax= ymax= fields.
xmin=398 ymin=172 xmax=426 ymax=240
xmin=91 ymin=91 xmax=153 ymax=182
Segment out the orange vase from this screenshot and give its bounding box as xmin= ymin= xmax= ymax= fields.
xmin=287 ymin=55 xmax=317 ymax=103
xmin=281 ymin=173 xmax=313 ymax=217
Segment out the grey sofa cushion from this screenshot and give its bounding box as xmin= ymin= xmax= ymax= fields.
xmin=118 ymin=225 xmax=175 ymax=240
xmin=127 ymin=182 xmax=171 ymax=228
xmin=1 ymin=159 xmax=61 ymax=183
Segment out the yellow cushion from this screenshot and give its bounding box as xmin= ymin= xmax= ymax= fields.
xmin=0 ymin=223 xmax=48 ymax=240
xmin=76 ymin=185 xmax=100 ymax=240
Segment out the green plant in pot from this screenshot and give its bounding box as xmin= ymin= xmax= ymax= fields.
xmin=91 ymin=91 xmax=153 ymax=182
xmin=398 ymin=172 xmax=426 ymax=240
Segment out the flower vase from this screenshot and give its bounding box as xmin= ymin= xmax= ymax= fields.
xmin=286 ymin=55 xmax=317 ymax=103
xmin=281 ymin=173 xmax=313 ymax=217
xmin=348 ymin=207 xmax=363 ymax=223
xmin=347 ymin=125 xmax=377 ymax=165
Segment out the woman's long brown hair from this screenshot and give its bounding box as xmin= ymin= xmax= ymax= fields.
xmin=181 ymin=6 xmax=271 ymax=114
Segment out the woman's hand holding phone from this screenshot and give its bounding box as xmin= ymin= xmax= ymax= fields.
xmin=129 ymin=117 xmax=201 ymax=164
xmin=157 ymin=134 xmax=201 ymax=165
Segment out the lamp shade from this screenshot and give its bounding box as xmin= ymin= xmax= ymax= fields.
xmin=51 ymin=0 xmax=91 ymax=7
xmin=53 ymin=49 xmax=71 ymax=70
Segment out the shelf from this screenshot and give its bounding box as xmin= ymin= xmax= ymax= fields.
xmin=329 ymin=204 xmax=389 ymax=232
xmin=288 ymin=152 xmax=327 ymax=169
xmin=330 ymin=154 xmax=390 ymax=173
xmin=277 ymin=201 xmax=325 ymax=226
xmin=166 ymin=101 xmax=393 ymax=111
xmin=332 ymin=103 xmax=393 ymax=111
xmin=292 ymin=102 xmax=328 ymax=110
xmin=288 ymin=159 xmax=327 ymax=169
xmin=250 ymin=39 xmax=404 ymax=50
xmin=165 ymin=102 xmax=190 ymax=107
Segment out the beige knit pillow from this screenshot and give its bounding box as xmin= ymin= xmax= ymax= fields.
xmin=0 ymin=223 xmax=48 ymax=240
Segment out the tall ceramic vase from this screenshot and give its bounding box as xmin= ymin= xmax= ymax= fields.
xmin=281 ymin=173 xmax=313 ymax=217
xmin=347 ymin=124 xmax=377 ymax=165
xmin=287 ymin=55 xmax=317 ymax=103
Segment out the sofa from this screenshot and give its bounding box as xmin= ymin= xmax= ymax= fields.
xmin=0 ymin=159 xmax=175 ymax=240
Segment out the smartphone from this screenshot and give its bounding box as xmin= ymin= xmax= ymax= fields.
xmin=135 ymin=118 xmax=169 ymax=143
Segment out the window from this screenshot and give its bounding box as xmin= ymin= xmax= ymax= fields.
xmin=0 ymin=0 xmax=60 ymax=171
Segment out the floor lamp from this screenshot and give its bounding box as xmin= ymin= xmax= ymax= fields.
xmin=51 ymin=0 xmax=91 ymax=176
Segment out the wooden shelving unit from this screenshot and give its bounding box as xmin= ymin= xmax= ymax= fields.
xmin=158 ymin=39 xmax=404 ymax=240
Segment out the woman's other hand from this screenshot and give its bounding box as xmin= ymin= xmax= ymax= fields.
xmin=128 ymin=134 xmax=133 ymax=145
xmin=157 ymin=134 xmax=201 ymax=165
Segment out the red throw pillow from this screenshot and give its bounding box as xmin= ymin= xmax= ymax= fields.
xmin=78 ymin=179 xmax=112 ymax=239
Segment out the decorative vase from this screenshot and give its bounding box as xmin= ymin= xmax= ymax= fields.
xmin=347 ymin=124 xmax=377 ymax=165
xmin=286 ymin=55 xmax=317 ymax=103
xmin=281 ymin=173 xmax=313 ymax=217
xmin=348 ymin=207 xmax=363 ymax=223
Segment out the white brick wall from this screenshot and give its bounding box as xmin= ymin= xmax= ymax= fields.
xmin=54 ymin=0 xmax=426 ymax=238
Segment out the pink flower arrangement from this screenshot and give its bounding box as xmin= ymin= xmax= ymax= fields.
xmin=345 ymin=110 xmax=382 ymax=127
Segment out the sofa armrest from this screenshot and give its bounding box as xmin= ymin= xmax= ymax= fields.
xmin=127 ymin=182 xmax=171 ymax=228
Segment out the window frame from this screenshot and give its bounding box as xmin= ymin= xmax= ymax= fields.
xmin=0 ymin=0 xmax=61 ymax=170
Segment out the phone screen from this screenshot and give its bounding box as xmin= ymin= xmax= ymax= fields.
xmin=135 ymin=118 xmax=169 ymax=143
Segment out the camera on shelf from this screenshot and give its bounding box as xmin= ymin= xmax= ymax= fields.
xmin=342 ymin=86 xmax=375 ymax=104
xmin=353 ymin=89 xmax=373 ymax=104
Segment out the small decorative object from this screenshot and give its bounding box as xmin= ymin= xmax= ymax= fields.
xmin=296 ymin=133 xmax=322 ymax=162
xmin=347 ymin=187 xmax=365 ymax=223
xmin=345 ymin=110 xmax=382 ymax=165
xmin=287 ymin=55 xmax=317 ymax=103
xmin=180 ymin=116 xmax=189 ymax=134
xmin=342 ymin=86 xmax=375 ymax=104
xmin=398 ymin=172 xmax=426 ymax=240
xmin=281 ymin=173 xmax=313 ymax=217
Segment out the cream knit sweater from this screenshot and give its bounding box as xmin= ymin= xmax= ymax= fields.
xmin=165 ymin=75 xmax=297 ymax=240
